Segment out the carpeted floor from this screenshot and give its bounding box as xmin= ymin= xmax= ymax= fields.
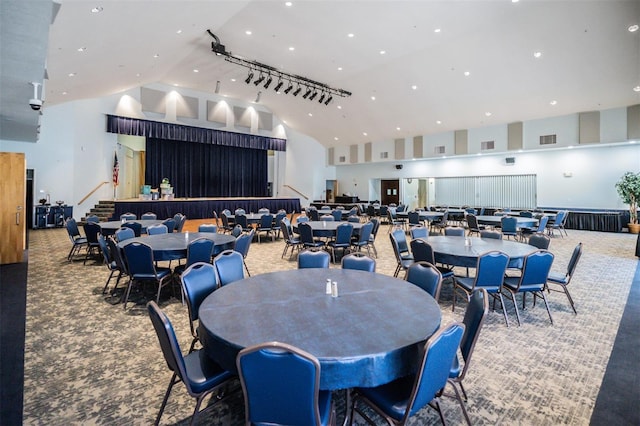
xmin=20 ymin=223 xmax=639 ymax=425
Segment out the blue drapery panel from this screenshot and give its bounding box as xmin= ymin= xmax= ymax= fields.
xmin=106 ymin=114 xmax=286 ymax=151
xmin=145 ymin=138 xmax=268 ymax=198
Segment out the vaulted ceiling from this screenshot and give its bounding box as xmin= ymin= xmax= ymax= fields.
xmin=2 ymin=1 xmax=639 ymax=146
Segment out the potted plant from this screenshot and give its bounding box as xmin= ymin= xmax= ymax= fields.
xmin=615 ymin=171 xmax=640 ymax=233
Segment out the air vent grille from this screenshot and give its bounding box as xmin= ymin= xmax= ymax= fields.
xmin=338 ymin=156 xmax=346 ymax=163
xmin=434 ymin=146 xmax=445 ymax=154
xmin=481 ymin=140 xmax=495 ymax=150
xmin=380 ymin=152 xmax=388 ymax=159
xmin=540 ymin=134 xmax=557 ymax=145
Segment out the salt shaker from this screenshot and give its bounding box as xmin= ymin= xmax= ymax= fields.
xmin=331 ymin=281 xmax=338 ymax=298
xmin=326 ymin=279 xmax=332 ymax=295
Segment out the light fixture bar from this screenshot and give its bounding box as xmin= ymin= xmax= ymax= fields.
xmin=207 ymin=30 xmax=351 ymax=102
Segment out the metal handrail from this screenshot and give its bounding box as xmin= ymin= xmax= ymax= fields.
xmin=78 ymin=181 xmax=109 ymax=205
xmin=283 ymin=184 xmax=309 ymax=200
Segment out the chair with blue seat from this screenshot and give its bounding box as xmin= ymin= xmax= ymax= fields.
xmin=296 ymin=215 xmax=309 ymax=224
xmin=527 ymin=233 xmax=551 ymax=250
xmin=480 ymin=229 xmax=502 ymax=239
xmin=500 ymin=216 xmax=519 ymax=240
xmin=444 ymin=226 xmax=465 ymax=237
xmin=197 ymin=223 xmax=217 ymax=233
xmin=180 ymin=262 xmax=219 ymax=352
xmin=407 ymin=211 xmax=422 ymax=230
xmin=162 ymin=218 xmax=176 ymax=233
xmin=430 ymin=211 xmax=449 ymax=234
xmin=386 ymin=209 xmax=403 ymax=232
xmin=348 ymin=215 xmax=360 ymax=223
xmin=121 ymin=242 xmax=172 ymax=310
xmin=234 ymin=208 xmax=246 ymax=216
xmin=331 ymin=209 xmax=343 ymax=222
xmin=174 ymin=213 xmax=187 ymax=233
xmin=349 ymin=322 xmax=466 ymax=426
xmin=115 ymin=226 xmax=135 ymax=242
xmin=410 ymin=225 xmax=429 ymax=240
xmin=546 ymin=242 xmax=582 ymax=314
xmin=65 ymin=218 xmax=88 ymax=261
xmin=405 ymin=261 xmax=443 ymax=301
xmin=105 ymin=236 xmax=128 ymax=297
xmin=173 ymin=238 xmax=215 ymax=276
xmin=237 ymin=341 xmax=335 ymax=426
xmin=148 ymin=224 xmax=168 ymax=235
xmin=235 ymin=213 xmax=252 ymax=233
xmin=141 ymin=212 xmax=157 ymax=220
xmin=147 ymin=301 xmax=234 ymax=426
xmin=351 ymin=221 xmax=374 ymax=256
xmin=503 ymin=250 xmax=555 ymax=325
xmin=121 ymin=220 xmax=142 ymax=237
xmin=220 ymin=212 xmax=232 ymax=233
xmin=85 ymin=214 xmax=100 ymax=223
xmin=546 ymin=210 xmax=569 ymax=237
xmin=213 ymin=249 xmax=245 ymax=286
xmin=341 ymin=252 xmax=376 ymax=272
xmin=257 ymin=213 xmax=275 ymax=243
xmin=308 ymin=208 xmax=320 ymax=221
xmin=234 ymin=229 xmax=255 ymax=276
xmin=452 ymin=251 xmax=510 ymax=326
xmin=230 ymin=224 xmax=243 ymax=237
xmin=519 ymin=211 xmax=534 ymax=218
xmin=120 ymin=212 xmax=137 ymax=221
xmin=320 ymin=214 xmax=334 ymax=222
xmin=465 ymin=214 xmax=484 ymax=237
xmin=447 ymin=288 xmax=489 ymax=424
xmin=410 ymin=238 xmax=454 ymax=285
xmin=98 ymin=234 xmax=120 ymax=294
xmin=280 ymin=219 xmax=302 ymax=260
xmin=272 ymin=211 xmax=287 ymax=239
xmin=258 ymin=207 xmax=270 ymax=214
xmin=520 ymin=215 xmax=549 ymax=240
xmin=389 ymin=229 xmax=414 ymax=278
xmin=83 ymin=221 xmax=102 ymax=265
xmin=298 ymin=249 xmax=331 ymax=269
xmin=327 ymin=222 xmax=353 ymax=263
xmin=298 ymin=222 xmax=325 ymax=250
xmin=368 ymin=218 xmax=381 ymax=257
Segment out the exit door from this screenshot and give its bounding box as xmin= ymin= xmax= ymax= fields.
xmin=381 ymin=179 xmax=399 ymax=205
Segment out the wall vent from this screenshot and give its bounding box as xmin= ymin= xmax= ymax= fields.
xmin=338 ymin=156 xmax=346 ymax=163
xmin=481 ymin=140 xmax=495 ymax=150
xmin=380 ymin=151 xmax=388 ymax=159
xmin=540 ymin=134 xmax=557 ymax=145
xmin=434 ymin=145 xmax=445 ymax=154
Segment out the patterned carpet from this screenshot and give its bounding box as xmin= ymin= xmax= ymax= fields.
xmin=22 ymin=222 xmax=638 ymax=425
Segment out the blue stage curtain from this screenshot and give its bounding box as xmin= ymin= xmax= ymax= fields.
xmin=145 ymin=138 xmax=268 ymax=198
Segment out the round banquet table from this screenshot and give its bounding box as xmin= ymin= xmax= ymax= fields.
xmin=396 ymin=211 xmax=444 ymax=221
xmin=198 ymin=269 xmax=441 ymax=391
xmin=425 ymin=235 xmax=539 ymax=268
xmin=293 ymin=220 xmax=364 ymax=238
xmin=475 ymin=215 xmax=538 ymax=228
xmin=117 ymin=232 xmax=236 ymax=261
xmin=226 ymin=213 xmax=266 ymax=224
xmin=97 ymin=219 xmax=165 ymax=235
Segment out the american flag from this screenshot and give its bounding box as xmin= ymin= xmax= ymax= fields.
xmin=112 ymin=152 xmax=119 ymax=187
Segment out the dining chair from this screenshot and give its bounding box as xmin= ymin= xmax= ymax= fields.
xmin=258 ymin=207 xmax=270 ymax=214
xmin=503 ymin=250 xmax=555 ymax=325
xmin=320 ymin=214 xmax=335 ymax=222
xmin=480 ymin=229 xmax=502 ymax=239
xmin=234 ymin=229 xmax=255 ymax=276
xmin=341 ymin=252 xmax=376 ymax=272
xmin=147 ymin=301 xmax=234 ymax=426
xmin=220 ymin=212 xmax=232 ymax=233
xmin=120 ymin=212 xmax=137 ymax=221
xmin=547 ymin=210 xmax=569 ymax=237
xmin=180 ymin=262 xmax=220 ymax=352
xmin=407 ymin=211 xmax=422 ymax=229
xmin=331 ymin=210 xmax=343 ymax=222
xmin=430 ymin=211 xmax=449 ymax=234
xmin=297 ymin=249 xmax=330 ymax=269
xmin=237 ymin=341 xmax=335 ymax=426
xmin=173 ymin=238 xmax=215 ymax=276
xmin=546 ymin=242 xmax=582 ymax=314
xmin=83 ymin=221 xmax=102 ymax=265
xmin=230 ymin=224 xmax=243 ymax=237
xmin=500 ymin=216 xmax=519 ymax=240
xmin=349 ymin=322 xmax=465 ymax=426
xmin=162 ymin=218 xmax=176 ymax=233
xmin=444 ymin=226 xmax=465 ymax=237
xmin=527 ymin=233 xmax=551 ymax=250
xmin=148 ymin=224 xmax=169 ymax=235
xmin=121 ymin=221 xmax=142 ymax=237
xmin=405 ymin=261 xmax=443 ymax=301
xmin=452 ymin=251 xmax=510 ymax=325
xmin=465 ymin=214 xmax=484 ymax=237
xmin=98 ymin=234 xmax=119 ymax=294
xmin=175 ymin=213 xmax=187 ymax=233
xmin=520 ymin=215 xmax=549 ymax=240
xmin=298 ymin=222 xmax=325 ymax=250
xmin=389 ymin=230 xmax=414 ymax=278
xmin=235 ymin=213 xmax=252 ymax=233
xmin=410 ymin=238 xmax=454 ymax=285
xmin=85 ymin=214 xmax=100 ymax=223
xmin=257 ymin=213 xmax=275 ymax=243
xmin=351 ymin=221 xmax=373 ymax=256
xmin=308 ymin=208 xmax=320 ymax=221
xmin=280 ymin=219 xmax=302 ymax=260
xmin=272 ymin=211 xmax=287 ymax=239
xmin=368 ymin=218 xmax=381 ymax=257
xmin=234 ymin=208 xmax=246 ymax=216
xmin=106 ymin=236 xmax=128 ymax=298
xmin=65 ymin=218 xmax=88 ymax=261
xmin=327 ymin=222 xmax=353 ymax=263
xmin=410 ymin=225 xmax=428 ymax=240
xmin=197 ymin=223 xmax=218 ymax=233
xmin=213 ymin=249 xmax=245 ymax=286
xmin=122 ymin=241 xmax=172 ymax=310
xmin=141 ymin=212 xmax=157 ymax=220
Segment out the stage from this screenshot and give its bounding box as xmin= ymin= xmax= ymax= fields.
xmin=112 ymin=197 xmax=301 ymax=220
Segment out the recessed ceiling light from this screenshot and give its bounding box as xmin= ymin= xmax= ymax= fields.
xmin=193 ymin=69 xmax=199 ymax=73
xmin=337 ymin=105 xmax=342 ymax=109
xmin=135 ymin=73 xmax=141 ymax=77
xmin=68 ymin=73 xmax=76 ymax=77
xmin=434 ymin=28 xmax=441 ymax=33
xmin=308 ymin=113 xmax=313 ymax=117
xmin=347 ymin=33 xmax=355 ymax=38
xmin=176 ymin=30 xmax=182 ymax=34
xmin=379 ymin=50 xmax=386 ymax=55
xmin=285 ymin=1 xmax=292 ymax=6
xmin=230 ymin=78 xmax=236 ymax=82
xmin=629 ymin=24 xmax=639 ymax=32
xmin=464 ymin=71 xmax=470 ymax=76
xmin=77 ymin=47 xmax=86 ymax=52
xmin=396 ymin=127 xmax=401 ymax=131
xmin=436 ymin=120 xmax=442 ymax=124
xmin=334 ymin=137 xmax=339 ymax=141
xmin=153 ymin=54 xmax=160 ymax=58
xmin=512 ymin=0 xmax=519 ymax=3
xmin=363 ymin=132 xmax=368 ymax=136
xmin=289 ymin=46 xmax=295 ymax=51
xmin=550 ymin=100 xmax=558 ymax=105
xmin=62 ymin=91 xmax=68 ymax=95
xmin=633 ymin=86 xmax=640 ymax=92
xmin=91 ymin=6 xmax=103 ymax=13
xmin=337 ymin=67 xmax=343 ymax=71
xmin=371 ymin=96 xmax=376 ymax=101
xmin=485 ymin=112 xmax=492 ymax=117
xmin=411 ymin=85 xmax=418 ymax=90
xmin=533 ymin=51 xmax=542 ymax=58
xmin=246 ymin=30 xmax=252 ymax=35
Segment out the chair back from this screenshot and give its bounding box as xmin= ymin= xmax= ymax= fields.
xmin=565 ymin=242 xmax=583 ymax=279
xmin=65 ymin=218 xmax=82 ymax=240
xmin=334 ymin=223 xmax=354 ymax=245
xmin=231 ymin=224 xmax=243 ymax=237
xmin=175 ymin=214 xmax=187 ymax=232
xmin=198 ymin=224 xmax=218 ymax=233
xmin=122 ymin=242 xmax=157 ymax=278
xmin=458 ymin=288 xmax=489 ymax=381
xmin=408 ymin=211 xmax=421 ymax=226
xmin=280 ymin=220 xmax=293 ymax=242
xmin=536 ymin=215 xmax=550 ymax=232
xmin=320 ymin=214 xmax=334 ymax=222
xmin=501 ymin=216 xmax=518 ymax=234
xmin=519 ymin=211 xmax=533 ymax=218
xmin=84 ymin=222 xmax=101 ymax=243
xmin=353 ymin=222 xmax=372 ymax=247
xmin=369 ymin=218 xmax=380 ymax=239
xmin=273 ymin=212 xmax=287 ymax=228
xmin=85 ymin=215 xmax=100 ymax=223
xmin=234 ymin=208 xmax=246 ymax=216
xmin=220 ymin=213 xmax=231 ymax=229
xmin=391 ymin=228 xmax=410 ymax=255
xmin=331 ymin=210 xmax=343 ymax=221
xmin=181 ymin=262 xmax=219 ymax=327
xmin=214 ymin=250 xmax=245 ymax=286
xmin=120 ymin=212 xmax=137 ymax=221
xmin=480 ymin=229 xmax=502 ymax=239
xmin=237 ymin=342 xmax=324 ymax=426
xmin=410 ymin=239 xmax=436 ymax=264
xmin=259 ymin=214 xmax=274 ymax=229
xmin=98 ymin=234 xmax=112 ymax=264
xmin=366 ymin=205 xmax=376 ymax=217
xmin=308 ymin=209 xmax=319 ymax=221
xmin=473 ymin=251 xmax=509 ymax=292
xmin=115 ymin=227 xmax=135 ymax=242
xmin=185 ymin=238 xmax=214 ymax=266
xmin=141 ymin=212 xmax=157 ymax=220
xmin=147 ymin=302 xmax=189 ymax=389
xmin=234 ymin=229 xmax=254 ymax=258
xmin=162 ymin=218 xmax=176 ymax=233
xmin=348 ymin=215 xmax=360 ymax=223
xmin=444 ymin=226 xmax=465 ymax=236
xmin=258 ymin=208 xmax=270 ymax=214
xmin=406 ymin=261 xmax=442 ymax=300
xmin=297 ymin=222 xmax=316 ymax=245
xmin=379 ymin=205 xmax=389 ymax=217
xmin=298 ymin=250 xmax=330 ymax=269
xmin=148 ymin=224 xmax=168 ymax=235
xmin=467 ymin=214 xmax=480 ymax=231
xmin=107 ymin=236 xmax=128 ymax=275
xmin=341 ymin=253 xmax=376 ymax=272
xmin=236 ymin=214 xmax=249 ymax=229
xmin=410 ymin=226 xmax=428 ymax=239
xmin=516 ymin=250 xmax=555 ymax=291
xmin=528 ymin=233 xmax=550 ymax=250
xmin=296 ymin=215 xmax=309 ymax=223
xmin=406 ymin=323 xmax=465 ymax=420
xmin=121 ymin=221 xmax=142 ymax=237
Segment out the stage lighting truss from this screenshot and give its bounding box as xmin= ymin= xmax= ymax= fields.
xmin=208 ymin=30 xmax=351 ymax=105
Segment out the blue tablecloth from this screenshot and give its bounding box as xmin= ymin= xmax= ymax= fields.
xmin=476 ymin=215 xmax=538 ymax=228
xmin=97 ymin=219 xmax=164 ymax=235
xmin=293 ymin=221 xmax=364 ymax=238
xmin=117 ymin=232 xmax=235 ymax=261
xmin=198 ymin=269 xmax=441 ymax=390
xmin=425 ymin=235 xmax=539 ymax=268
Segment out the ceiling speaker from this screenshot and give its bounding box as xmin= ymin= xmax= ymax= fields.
xmin=505 ymin=157 xmax=516 ymax=165
xmin=395 ymin=164 xmax=403 ymax=170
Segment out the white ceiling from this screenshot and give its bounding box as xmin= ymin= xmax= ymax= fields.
xmin=2 ymin=1 xmax=639 ymax=146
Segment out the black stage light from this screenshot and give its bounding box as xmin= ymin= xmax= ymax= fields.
xmin=245 ymin=71 xmax=254 ymax=84
xmin=254 ymin=73 xmax=265 ymax=85
xmin=293 ymin=85 xmax=302 ymax=96
xmin=284 ymin=82 xmax=293 ymax=94
xmin=318 ymin=93 xmax=325 ymax=103
xmin=302 ymin=87 xmax=312 ymax=99
xmin=274 ymin=80 xmax=283 ymax=92
xmin=324 ymin=95 xmax=333 ymax=105
xmin=309 ymin=91 xmax=318 ymax=101
xmin=263 ymin=75 xmax=273 ymax=89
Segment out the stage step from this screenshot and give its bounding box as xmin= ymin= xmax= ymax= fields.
xmin=81 ymin=200 xmax=115 ymax=223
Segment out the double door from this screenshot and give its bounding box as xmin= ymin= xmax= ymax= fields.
xmin=0 ymin=152 xmax=26 ymax=264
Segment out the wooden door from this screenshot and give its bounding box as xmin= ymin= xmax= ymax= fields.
xmin=381 ymin=179 xmax=399 ymax=205
xmin=0 ymin=152 xmax=26 ymax=264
